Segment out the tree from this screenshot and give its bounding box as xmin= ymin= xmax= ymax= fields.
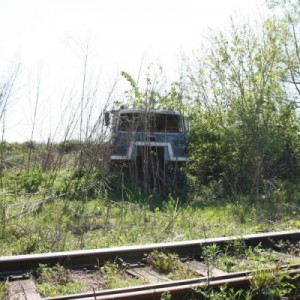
xmin=187 ymin=17 xmax=300 ymax=193
xmin=267 ymin=0 xmax=300 ymax=99
xmin=116 ymin=66 xmax=188 ymax=114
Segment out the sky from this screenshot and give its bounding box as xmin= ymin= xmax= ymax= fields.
xmin=0 ymin=0 xmax=266 ymax=142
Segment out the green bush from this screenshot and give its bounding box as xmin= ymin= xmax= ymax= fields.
xmin=36 ymin=264 xmax=84 ymax=297
xmin=187 ymin=19 xmax=300 ymax=193
xmin=54 ymin=167 xmax=108 ymax=200
xmin=5 ymin=166 xmax=46 ymax=194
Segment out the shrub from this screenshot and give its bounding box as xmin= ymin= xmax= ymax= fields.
xmin=54 ymin=167 xmax=109 ymax=200
xmin=5 ymin=166 xmax=46 ymax=194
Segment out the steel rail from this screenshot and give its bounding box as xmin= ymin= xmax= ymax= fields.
xmin=45 ymin=264 xmax=300 ymax=300
xmin=1 ymin=230 xmax=300 ymax=276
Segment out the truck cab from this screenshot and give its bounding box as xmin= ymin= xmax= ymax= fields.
xmin=105 ymin=108 xmax=188 ymax=191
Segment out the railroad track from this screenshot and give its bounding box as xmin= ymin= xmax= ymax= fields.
xmin=1 ymin=230 xmax=300 ymax=299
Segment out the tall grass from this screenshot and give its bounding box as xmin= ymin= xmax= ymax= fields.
xmin=0 ymin=53 xmax=299 ymax=257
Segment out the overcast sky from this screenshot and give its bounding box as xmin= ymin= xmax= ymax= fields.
xmin=0 ymin=0 xmax=265 ymax=142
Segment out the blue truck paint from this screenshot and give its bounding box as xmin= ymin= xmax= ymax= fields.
xmin=106 ymin=109 xmax=188 ymax=166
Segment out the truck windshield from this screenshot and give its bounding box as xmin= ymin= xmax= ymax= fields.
xmin=117 ymin=113 xmax=183 ymax=133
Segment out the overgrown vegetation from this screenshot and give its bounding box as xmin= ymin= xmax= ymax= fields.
xmin=187 ymin=14 xmax=300 ymax=194
xmin=30 ymin=246 xmax=299 ymax=298
xmin=148 ymin=250 xmax=198 ymax=279
xmin=1 ymin=0 xmax=300 ymax=298
xmin=0 ymin=283 xmax=8 ymax=300
xmin=202 ymin=241 xmax=300 ymax=273
xmin=36 ymin=264 xmax=85 ymax=297
xmin=102 ymin=262 xmax=147 ymax=289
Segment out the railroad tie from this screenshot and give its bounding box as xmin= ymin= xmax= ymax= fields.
xmin=7 ymin=279 xmax=41 ymax=300
xmin=126 ymin=266 xmax=171 ymax=283
xmin=186 ymin=260 xmax=228 ymax=277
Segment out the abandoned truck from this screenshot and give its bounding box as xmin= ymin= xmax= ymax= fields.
xmin=105 ymin=108 xmax=188 ymax=191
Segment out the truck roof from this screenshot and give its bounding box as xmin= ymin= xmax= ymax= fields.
xmin=113 ymin=108 xmax=182 ymax=116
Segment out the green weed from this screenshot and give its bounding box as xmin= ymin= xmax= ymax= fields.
xmin=1 ymin=190 xmax=300 ymax=256
xmin=0 ymin=282 xmax=8 ymax=300
xmin=148 ymin=250 xmax=198 ymax=280
xmin=35 ymin=264 xmax=85 ymax=297
xmin=102 ymin=262 xmax=147 ymax=289
xmin=4 ymin=166 xmax=46 ymax=194
xmin=2 ymin=169 xmax=300 ymax=257
xmin=54 ymin=167 xmax=108 ymax=200
xmin=160 ymin=291 xmax=172 ymax=300
xmin=148 ymin=250 xmax=179 ymax=273
xmin=200 ymin=241 xmax=287 ymax=275
xmin=250 ymin=267 xmax=296 ymax=299
xmin=201 ymin=285 xmax=251 ymax=300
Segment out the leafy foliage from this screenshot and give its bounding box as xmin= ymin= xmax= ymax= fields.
xmin=250 ymin=267 xmax=296 ymax=299
xmin=102 ymin=262 xmax=147 ymax=289
xmin=148 ymin=250 xmax=198 ymax=279
xmin=4 ymin=166 xmax=47 ymax=194
xmin=187 ymin=18 xmax=300 ymax=193
xmin=0 ymin=282 xmax=8 ymax=300
xmin=117 ymin=68 xmax=187 ymax=112
xmin=54 ymin=167 xmax=108 ymax=200
xmin=36 ymin=264 xmax=84 ymax=297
